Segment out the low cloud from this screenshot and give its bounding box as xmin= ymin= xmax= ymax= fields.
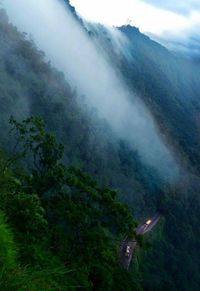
xmin=139 ymin=1 xmax=200 ymax=57
xmin=142 ymin=0 xmax=200 ymax=16
xmin=149 ymin=10 xmax=200 ymax=57
xmin=2 ymin=0 xmax=179 ymax=181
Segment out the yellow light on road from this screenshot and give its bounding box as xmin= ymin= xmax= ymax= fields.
xmin=146 ymin=219 xmax=152 ymax=225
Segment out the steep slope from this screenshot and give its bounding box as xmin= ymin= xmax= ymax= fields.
xmin=0 ymin=9 xmax=157 ymax=217
xmin=88 ymin=22 xmax=200 ymax=175
xmin=0 ymin=119 xmax=142 ymax=290
xmin=1 ymin=3 xmax=200 ymax=290
xmin=119 ymin=25 xmax=200 ymax=172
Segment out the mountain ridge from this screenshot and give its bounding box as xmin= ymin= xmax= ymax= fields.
xmin=1 ymin=2 xmax=200 ymax=290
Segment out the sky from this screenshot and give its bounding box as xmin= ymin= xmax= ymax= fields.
xmin=70 ymin=0 xmax=200 ymax=55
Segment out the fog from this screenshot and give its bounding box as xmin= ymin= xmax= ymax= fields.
xmin=156 ymin=24 xmax=200 ymax=57
xmin=2 ymin=0 xmax=179 ymax=181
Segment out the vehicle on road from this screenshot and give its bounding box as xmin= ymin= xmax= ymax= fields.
xmin=143 ymin=219 xmax=152 ymax=231
xmin=145 ymin=219 xmax=152 ymax=225
xmin=125 ymin=245 xmax=131 ymax=257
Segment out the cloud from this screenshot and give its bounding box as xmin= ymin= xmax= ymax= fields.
xmin=70 ymin=0 xmax=188 ymax=34
xmin=130 ymin=0 xmax=200 ymax=56
xmin=2 ymin=0 xmax=179 ymax=181
xmin=69 ymin=0 xmax=200 ymax=57
xmin=142 ymin=0 xmax=200 ymax=16
xmin=149 ymin=10 xmax=200 ymax=57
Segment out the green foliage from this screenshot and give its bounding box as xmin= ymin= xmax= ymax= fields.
xmin=9 ymin=115 xmax=66 ymax=196
xmin=1 ymin=8 xmax=200 ymax=290
xmin=0 ymin=8 xmax=158 ymax=219
xmin=0 ymin=116 xmax=141 ymax=289
xmin=0 ymin=211 xmax=16 ymax=269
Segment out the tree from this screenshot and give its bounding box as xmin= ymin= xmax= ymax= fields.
xmin=7 ymin=116 xmax=141 ymax=290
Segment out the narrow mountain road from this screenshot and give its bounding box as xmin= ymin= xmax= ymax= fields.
xmin=136 ymin=212 xmax=161 ymax=235
xmin=119 ymin=238 xmax=137 ymax=270
xmin=119 ymin=212 xmax=161 ymax=270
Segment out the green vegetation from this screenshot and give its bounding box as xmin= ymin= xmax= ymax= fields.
xmin=0 ymin=9 xmax=159 ymax=218
xmin=1 ymin=7 xmax=200 ymax=290
xmin=0 ymin=117 xmax=141 ymax=290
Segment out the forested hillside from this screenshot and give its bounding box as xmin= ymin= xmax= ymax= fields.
xmin=0 ymin=116 xmax=141 ymax=290
xmin=120 ymin=25 xmax=200 ymax=172
xmin=0 ymin=9 xmax=159 ymax=216
xmin=88 ymin=22 xmax=200 ymax=174
xmin=1 ymin=3 xmax=200 ymax=290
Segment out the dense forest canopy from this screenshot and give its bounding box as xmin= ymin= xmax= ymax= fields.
xmin=0 ymin=115 xmax=142 ymax=290
xmin=0 ymin=2 xmax=200 ymax=290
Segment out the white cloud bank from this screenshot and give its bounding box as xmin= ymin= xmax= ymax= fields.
xmin=70 ymin=0 xmax=200 ymax=55
xmin=142 ymin=0 xmax=200 ymax=16
xmin=2 ymin=0 xmax=179 ymax=180
xmin=70 ymin=0 xmax=189 ymax=35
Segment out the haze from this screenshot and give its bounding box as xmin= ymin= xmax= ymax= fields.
xmin=2 ymin=0 xmax=179 ymax=180
xmin=70 ymin=0 xmax=200 ymax=55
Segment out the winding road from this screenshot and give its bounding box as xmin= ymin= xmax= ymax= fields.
xmin=136 ymin=212 xmax=161 ymax=235
xmin=119 ymin=212 xmax=161 ymax=270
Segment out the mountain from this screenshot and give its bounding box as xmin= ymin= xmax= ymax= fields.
xmin=89 ymin=22 xmax=200 ymax=174
xmin=1 ymin=1 xmax=200 ymax=290
xmin=119 ymin=25 xmax=200 ymax=166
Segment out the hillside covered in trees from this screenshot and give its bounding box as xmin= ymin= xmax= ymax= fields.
xmin=1 ymin=2 xmax=200 ymax=290
xmin=0 ymin=116 xmax=142 ymax=290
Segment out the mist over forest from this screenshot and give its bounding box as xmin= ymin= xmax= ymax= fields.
xmin=2 ymin=0 xmax=180 ymax=181
xmin=0 ymin=0 xmax=200 ymax=290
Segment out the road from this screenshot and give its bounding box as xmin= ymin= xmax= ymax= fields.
xmin=119 ymin=238 xmax=137 ymax=270
xmin=119 ymin=212 xmax=161 ymax=270
xmin=136 ymin=212 xmax=161 ymax=235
